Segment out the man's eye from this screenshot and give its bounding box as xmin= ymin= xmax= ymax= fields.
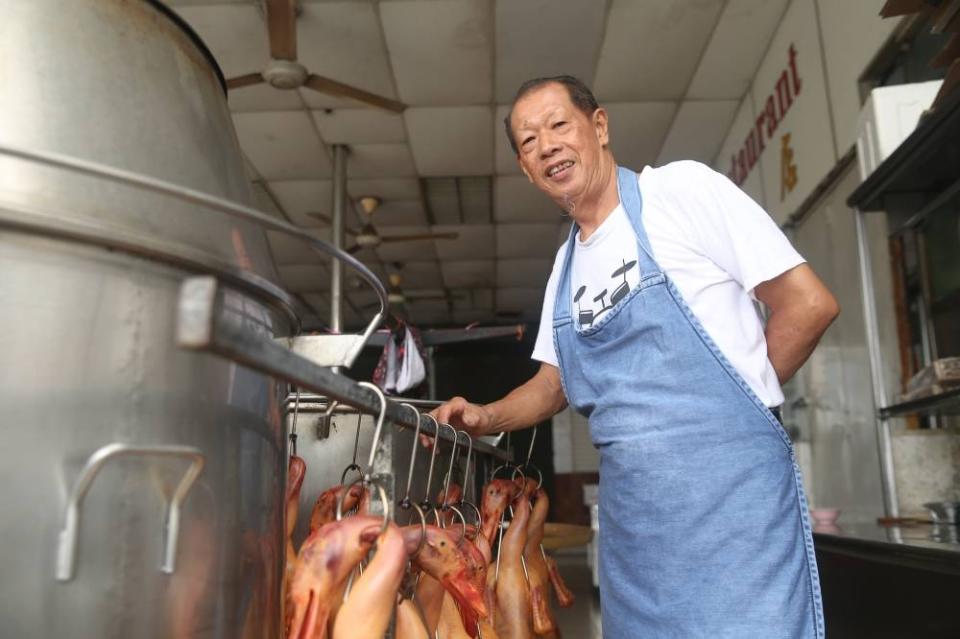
xmin=553 ymin=121 xmax=567 ymax=129
xmin=521 ymin=137 xmax=535 ymax=147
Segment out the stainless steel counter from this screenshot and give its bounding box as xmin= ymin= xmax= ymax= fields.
xmin=814 ymin=522 xmax=960 ymax=574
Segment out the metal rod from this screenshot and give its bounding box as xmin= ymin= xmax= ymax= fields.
xmin=854 ymin=208 xmax=899 ymax=517
xmin=331 ymin=144 xmax=347 ymax=333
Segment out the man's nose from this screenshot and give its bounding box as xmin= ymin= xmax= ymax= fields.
xmin=539 ymin=135 xmax=561 ymax=159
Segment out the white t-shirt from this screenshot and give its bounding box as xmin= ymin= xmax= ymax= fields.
xmin=532 ymin=160 xmax=805 ymax=407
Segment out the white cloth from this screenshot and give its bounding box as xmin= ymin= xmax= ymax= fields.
xmin=532 ymin=160 xmax=805 ymax=407
xmin=396 ymin=328 xmax=425 ymax=393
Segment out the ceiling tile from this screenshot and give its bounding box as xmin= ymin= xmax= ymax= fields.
xmin=250 ymin=181 xmax=285 ymax=220
xmin=441 ymin=261 xmax=496 ymax=288
xmin=373 ymin=225 xmax=437 ymax=261
xmin=173 ymin=5 xmax=267 ymax=79
xmin=593 ymin=0 xmax=725 ymax=101
xmin=494 ymin=0 xmax=607 ymax=102
xmin=228 ymin=84 xmax=304 ymax=112
xmin=267 ymin=228 xmax=332 ymax=266
xmin=313 ymin=109 xmax=406 ymax=145
xmin=497 ymin=259 xmax=552 ymax=288
xmin=406 ymin=107 xmax=493 ymax=176
xmin=380 ymin=0 xmax=492 ymax=105
xmin=603 ymin=102 xmax=678 ymax=170
xmin=348 ymin=178 xmax=422 ymax=201
xmin=495 ymin=287 xmax=544 ymax=313
xmin=496 ymin=223 xmax=560 ymax=259
xmin=269 ymin=180 xmax=333 ymax=227
xmin=348 ymin=143 xmax=417 ymax=178
xmin=369 ymin=199 xmax=427 ymax=226
xmin=432 ymin=225 xmax=496 ymax=260
xmin=493 ymin=176 xmax=563 ymax=223
xmin=656 ymin=100 xmax=740 ymax=165
xmin=459 ymin=177 xmax=492 ymax=224
xmin=396 ymin=262 xmax=445 ymax=289
xmin=277 ymin=264 xmax=329 ymax=293
xmin=686 ymin=0 xmax=790 ymax=100
xmin=472 ymin=288 xmax=494 ymax=309
xmin=424 ymin=178 xmax=460 ymax=225
xmin=233 ymin=111 xmax=332 ymax=180
xmin=295 ymin=2 xmax=400 ymax=107
xmin=494 ymin=105 xmax=522 ymax=175
xmin=452 ymin=309 xmax=495 ymax=325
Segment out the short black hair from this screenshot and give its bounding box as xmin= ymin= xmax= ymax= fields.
xmin=503 ymin=75 xmax=600 ymax=155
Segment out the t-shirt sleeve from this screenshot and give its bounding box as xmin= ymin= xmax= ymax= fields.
xmin=531 ymin=248 xmax=563 ymax=366
xmin=665 ymin=161 xmax=805 ymax=294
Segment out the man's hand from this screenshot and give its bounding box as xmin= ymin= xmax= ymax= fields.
xmin=430 ymin=396 xmax=494 ymax=438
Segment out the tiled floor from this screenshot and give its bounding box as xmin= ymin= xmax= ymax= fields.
xmin=552 ymin=550 xmax=603 ymax=638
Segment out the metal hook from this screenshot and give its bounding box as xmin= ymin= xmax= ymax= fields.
xmin=336 ymin=476 xmax=391 ymax=535
xmin=439 ymin=423 xmax=459 ymax=508
xmin=340 ymin=410 xmax=365 ymax=485
xmin=442 ymin=503 xmax=467 ymax=546
xmin=398 ymin=500 xmax=428 ymax=558
xmin=317 ymin=398 xmax=339 ymax=440
xmin=455 ymin=430 xmax=482 ymax=534
xmin=289 ymin=387 xmax=302 ymax=456
xmin=420 ymin=414 xmax=441 ymax=510
xmin=398 ymin=403 xmax=422 ymax=507
xmin=525 ymin=426 xmax=537 ymax=466
xmin=357 ymin=381 xmax=388 ymax=475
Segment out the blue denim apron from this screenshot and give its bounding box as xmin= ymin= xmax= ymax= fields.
xmin=552 ymin=167 xmax=824 ymax=638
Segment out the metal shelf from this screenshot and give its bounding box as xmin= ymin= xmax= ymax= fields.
xmin=879 ymin=387 xmax=960 ymax=419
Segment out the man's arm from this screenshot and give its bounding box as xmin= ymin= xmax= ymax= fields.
xmin=754 ymin=263 xmax=839 ymax=385
xmin=431 ymin=363 xmax=567 ymax=437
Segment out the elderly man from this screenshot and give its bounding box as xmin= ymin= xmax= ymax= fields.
xmin=433 ymin=76 xmax=837 ymax=638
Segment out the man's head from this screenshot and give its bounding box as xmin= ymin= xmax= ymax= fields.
xmin=504 ymin=76 xmax=614 ymax=212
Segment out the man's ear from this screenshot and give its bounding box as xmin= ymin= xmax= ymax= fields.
xmin=594 ymin=108 xmax=609 ymax=147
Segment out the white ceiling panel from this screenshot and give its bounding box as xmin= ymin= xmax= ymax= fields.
xmin=594 ymin=0 xmax=725 ymax=101
xmin=369 ymin=199 xmax=428 ymax=227
xmin=656 ymin=100 xmax=740 ymax=165
xmin=228 ymin=84 xmax=304 ymax=112
xmin=493 ymin=176 xmax=563 ymax=223
xmin=173 ymin=5 xmax=267 ymax=78
xmin=380 ymin=0 xmax=492 ymax=105
xmin=432 ymin=225 xmax=496 ymax=260
xmin=604 ymin=102 xmax=678 ymax=170
xmin=496 ymin=223 xmax=561 ymax=260
xmin=406 ymin=107 xmax=493 ymax=176
xmin=250 ymin=181 xmax=285 ymax=220
xmin=277 ymin=264 xmax=329 ymax=293
xmin=373 ymin=225 xmax=437 ymax=261
xmin=267 ymin=228 xmax=332 ymax=266
xmin=348 ymin=178 xmax=422 ymax=201
xmin=441 ymin=261 xmax=496 ymax=288
xmin=497 ymin=259 xmax=552 ymax=288
xmin=494 ymin=105 xmax=522 ymax=175
xmin=686 ymin=0 xmax=790 ymax=100
xmin=348 ymin=144 xmax=417 ymax=178
xmin=396 ymin=262 xmax=445 ymax=289
xmin=233 ymin=111 xmax=331 ymax=180
xmin=295 ymin=3 xmax=400 ymax=105
xmin=312 ymin=109 xmax=406 ymax=145
xmin=495 ymin=287 xmax=544 ymax=313
xmin=269 ymin=180 xmax=333 ymax=227
xmin=495 ymin=0 xmax=608 ymax=102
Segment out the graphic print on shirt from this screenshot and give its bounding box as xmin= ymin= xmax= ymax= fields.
xmin=574 ymin=257 xmax=638 ymax=327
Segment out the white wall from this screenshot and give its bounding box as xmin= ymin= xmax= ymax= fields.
xmin=551 ymin=406 xmax=600 ymax=473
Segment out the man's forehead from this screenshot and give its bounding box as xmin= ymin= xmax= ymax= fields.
xmin=513 ymin=86 xmax=575 ymax=127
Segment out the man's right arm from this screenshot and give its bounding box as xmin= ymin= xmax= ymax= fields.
xmin=431 ymin=363 xmax=567 ymax=438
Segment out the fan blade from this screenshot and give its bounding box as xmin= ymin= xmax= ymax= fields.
xmin=266 ymin=0 xmax=298 ymax=60
xmin=304 ymin=74 xmax=405 ymax=113
xmin=226 ymin=73 xmax=265 ymax=90
xmin=379 ymin=232 xmax=460 ymax=244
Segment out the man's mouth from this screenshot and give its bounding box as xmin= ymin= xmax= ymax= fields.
xmin=546 ymin=160 xmax=574 ymax=179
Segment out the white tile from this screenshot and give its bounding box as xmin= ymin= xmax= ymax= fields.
xmin=406 ymin=107 xmax=494 ymax=176
xmin=348 ymin=178 xmax=422 ymax=201
xmin=313 ymin=109 xmax=406 ymax=145
xmin=497 ymin=259 xmax=552 ymax=288
xmin=656 ymin=100 xmax=740 ymax=165
xmin=441 ymin=261 xmax=496 ymax=288
xmin=496 ymin=223 xmax=561 ymax=259
xmin=380 ymin=0 xmax=492 ymax=105
xmin=687 ymin=0 xmax=791 ymax=100
xmin=269 ymin=180 xmax=333 ymax=227
xmin=494 ymin=0 xmax=608 ymax=102
xmin=494 ymin=176 xmax=564 ymax=223
xmin=594 ymin=0 xmax=725 ymax=101
xmin=369 ymin=199 xmax=428 ymax=227
xmin=233 ymin=111 xmax=331 ymax=180
xmin=431 ymin=225 xmax=496 ymax=260
xmin=174 ymin=5 xmax=268 ymax=79
xmin=295 ymin=2 xmax=400 ymax=108
xmin=277 ymin=264 xmax=329 ymax=293
xmin=347 ymin=143 xmax=417 ymax=178
xmin=603 ymin=102 xmax=678 ymax=170
xmin=495 ymin=287 xmax=545 ymax=313
xmin=458 ymin=177 xmax=493 ymax=224
xmin=373 ymin=225 xmax=437 ymax=261
xmin=229 ymin=84 xmax=304 ymax=112
xmin=495 ymin=105 xmax=523 ymax=175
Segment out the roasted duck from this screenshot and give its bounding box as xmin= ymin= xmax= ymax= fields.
xmin=495 ymin=494 xmax=533 ymax=639
xmin=284 ymin=456 xmax=308 ymax=605
xmin=523 ymin=489 xmax=556 ymax=636
xmin=309 ymin=483 xmax=366 ymax=532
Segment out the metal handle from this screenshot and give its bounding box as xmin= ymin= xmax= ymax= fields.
xmin=56 ymin=443 xmax=205 ymax=582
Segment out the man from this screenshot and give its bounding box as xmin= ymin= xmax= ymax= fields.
xmin=432 ymin=76 xmax=838 ymax=638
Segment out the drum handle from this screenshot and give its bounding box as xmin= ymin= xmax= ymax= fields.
xmin=56 ymin=443 xmax=205 ymax=582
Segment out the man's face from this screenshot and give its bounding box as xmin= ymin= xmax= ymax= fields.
xmin=510 ymin=83 xmax=609 ymax=209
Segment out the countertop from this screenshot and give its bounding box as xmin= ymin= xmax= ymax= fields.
xmin=813 ymin=522 xmax=960 ymax=575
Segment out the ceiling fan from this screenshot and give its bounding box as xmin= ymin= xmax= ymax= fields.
xmin=225 ymin=0 xmax=405 ymax=113
xmin=346 ymin=196 xmax=460 ymax=254
xmin=362 ymin=264 xmax=465 ymax=308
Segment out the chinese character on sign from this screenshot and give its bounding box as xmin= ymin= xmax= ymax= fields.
xmin=780 ymin=133 xmax=798 ymax=201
